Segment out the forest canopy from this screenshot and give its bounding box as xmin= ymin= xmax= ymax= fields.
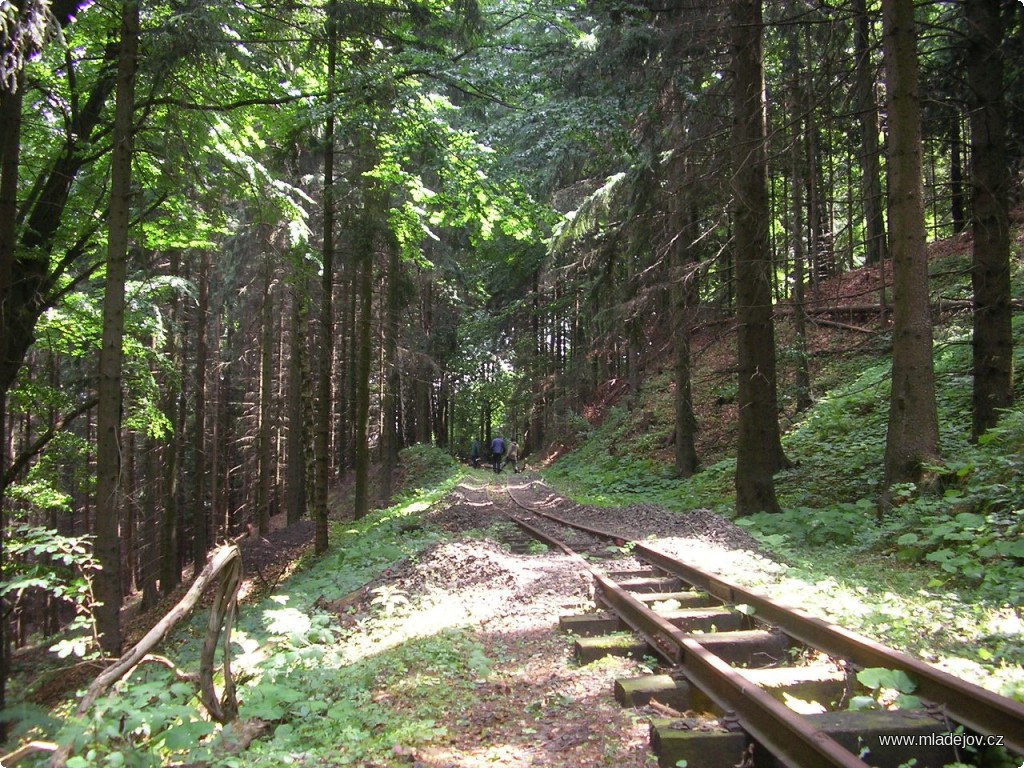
xmin=0 ymin=0 xmax=1022 ymax=754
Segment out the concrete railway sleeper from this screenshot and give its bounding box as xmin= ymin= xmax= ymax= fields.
xmin=500 ymin=476 xmax=1024 ymax=768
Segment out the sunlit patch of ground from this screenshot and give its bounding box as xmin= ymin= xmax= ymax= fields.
xmin=322 ymin=478 xmax=1021 ymax=766
xmin=328 ymin=540 xmax=658 ymax=767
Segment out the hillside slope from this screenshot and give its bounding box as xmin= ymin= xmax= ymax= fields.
xmin=542 ymin=226 xmax=1024 ymax=700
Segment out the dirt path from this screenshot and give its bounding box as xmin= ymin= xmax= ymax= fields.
xmin=338 ymin=469 xmax=766 ymax=768
xmin=406 ymin=471 xmax=657 ymax=767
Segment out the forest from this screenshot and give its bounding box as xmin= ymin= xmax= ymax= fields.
xmin=1 ymin=0 xmax=1023 ymax=763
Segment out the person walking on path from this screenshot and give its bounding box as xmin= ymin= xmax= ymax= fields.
xmin=470 ymin=438 xmax=481 ymax=468
xmin=503 ymin=440 xmax=520 ymax=473
xmin=490 ymin=435 xmax=505 ymax=473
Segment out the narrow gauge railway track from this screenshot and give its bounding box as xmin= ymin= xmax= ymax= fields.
xmin=501 ymin=476 xmax=1024 ymax=768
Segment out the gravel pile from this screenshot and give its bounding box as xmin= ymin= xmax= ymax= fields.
xmin=545 ymin=500 xmax=764 ymax=553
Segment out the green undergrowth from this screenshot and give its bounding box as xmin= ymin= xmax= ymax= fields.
xmin=545 ymin=403 xmax=737 ymax=513
xmin=543 ymin=305 xmax=1024 ymax=699
xmin=27 ymin=446 xmax=482 ymax=767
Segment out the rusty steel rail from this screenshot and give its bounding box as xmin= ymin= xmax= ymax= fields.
xmin=507 ymin=484 xmax=871 ymax=766
xmin=636 ymin=541 xmax=1024 ymax=756
xmin=595 ymin=573 xmax=872 ymax=768
xmin=505 ymin=478 xmax=1024 ymax=757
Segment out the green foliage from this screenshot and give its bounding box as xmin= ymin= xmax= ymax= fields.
xmin=542 ymin=275 xmax=1024 ymax=700
xmin=56 ymin=669 xmax=217 ymax=767
xmin=525 ymin=540 xmax=550 ymax=555
xmin=0 ymin=702 xmax=62 ymax=747
xmin=49 ymin=487 xmax=466 ymax=765
xmin=849 ymin=668 xmax=922 ymax=711
xmin=223 ymin=630 xmax=481 ymax=767
xmin=0 ymin=523 xmax=99 ymax=657
xmin=776 ymin=358 xmax=892 ymax=506
xmin=736 ymin=500 xmax=878 ymax=550
xmin=882 ymin=410 xmax=1024 ymax=602
xmin=762 ymin=316 xmax=1024 ymax=604
xmin=546 ymin=406 xmax=734 ymax=511
xmin=395 ymin=444 xmax=460 ymax=497
xmin=449 ymin=362 xmax=529 ymax=455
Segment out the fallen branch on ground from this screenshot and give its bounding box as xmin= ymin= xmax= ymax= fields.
xmin=34 ymin=544 xmax=244 ymax=768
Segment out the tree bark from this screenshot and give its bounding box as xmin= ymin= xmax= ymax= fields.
xmin=881 ymin=0 xmax=940 ymax=487
xmin=338 ymin=247 xmax=357 ymax=474
xmin=732 ymin=0 xmax=786 ymax=515
xmin=257 ymin=259 xmax=274 ymax=535
xmin=285 ymin=283 xmax=307 ymax=525
xmin=140 ymin=435 xmax=158 ymax=610
xmin=0 ymin=48 xmax=117 ymax=401
xmin=160 ymin=256 xmax=183 ymax=593
xmin=1 ymin=42 xmax=118 ymax=710
xmin=967 ymin=0 xmax=1013 ymax=439
xmin=0 ymin=73 xmax=22 ymax=724
xmin=314 ymin=6 xmax=336 ymax=552
xmin=191 ymin=253 xmax=211 ymax=566
xmin=380 ymin=237 xmax=401 ymax=498
xmin=786 ymin=26 xmax=813 ymax=414
xmin=415 ymin=300 xmax=433 ymax=445
xmin=94 ymin=0 xmax=139 ymax=655
xmin=949 ymin=110 xmax=966 ymax=235
xmin=670 ymin=158 xmax=699 ymax=478
xmin=529 ymin=269 xmax=544 ymax=457
xmin=353 ymin=213 xmax=374 ymax=520
xmin=853 ymin=0 xmax=888 ymax=267
xmin=791 ymin=132 xmax=813 ymax=414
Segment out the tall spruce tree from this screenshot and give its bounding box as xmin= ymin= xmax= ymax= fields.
xmin=881 ymin=0 xmax=940 ymax=487
xmin=94 ymin=0 xmax=139 ymax=655
xmin=732 ymin=0 xmax=786 ymax=515
xmin=967 ymin=0 xmax=1013 ymax=439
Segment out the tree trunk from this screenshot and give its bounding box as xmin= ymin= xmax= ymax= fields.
xmin=528 ymin=269 xmax=544 ymax=457
xmin=791 ymin=138 xmax=813 ymax=414
xmin=786 ymin=26 xmax=813 ymax=414
xmin=353 ymin=213 xmax=374 ymax=520
xmin=0 ymin=36 xmax=116 ymax=726
xmin=0 ymin=50 xmax=117 ymax=403
xmin=315 ymin=6 xmax=336 ymax=551
xmin=967 ymin=0 xmax=1013 ymax=439
xmin=339 ymin=248 xmax=358 ymax=474
xmin=854 ymin=0 xmax=888 ymax=267
xmin=807 ymin=107 xmax=827 ymax=285
xmin=257 ymin=261 xmax=274 ymax=535
xmin=415 ymin=283 xmax=433 ymax=445
xmin=285 ymin=283 xmax=307 ymax=525
xmin=124 ymin=433 xmax=137 ymax=596
xmin=159 ymin=254 xmax=183 ymax=593
xmin=949 ymin=111 xmax=966 ymax=235
xmin=881 ymin=0 xmax=940 ymax=487
xmin=191 ymin=253 xmax=211 ymax=565
xmin=94 ymin=0 xmax=139 ymax=655
xmin=140 ymin=436 xmax=159 ymax=610
xmin=380 ymin=238 xmax=401 ymax=498
xmin=731 ymin=0 xmax=785 ymax=515
xmin=0 ymin=70 xmax=23 ymax=738
xmin=671 ymin=159 xmax=699 ymax=478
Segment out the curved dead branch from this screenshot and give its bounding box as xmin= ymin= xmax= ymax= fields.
xmin=39 ymin=544 xmax=243 ymax=768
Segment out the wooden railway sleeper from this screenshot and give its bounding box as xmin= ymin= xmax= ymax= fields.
xmin=505 ymin=480 xmax=1024 ymax=764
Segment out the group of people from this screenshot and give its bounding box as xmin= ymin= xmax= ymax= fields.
xmin=469 ymin=435 xmax=520 ymax=473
